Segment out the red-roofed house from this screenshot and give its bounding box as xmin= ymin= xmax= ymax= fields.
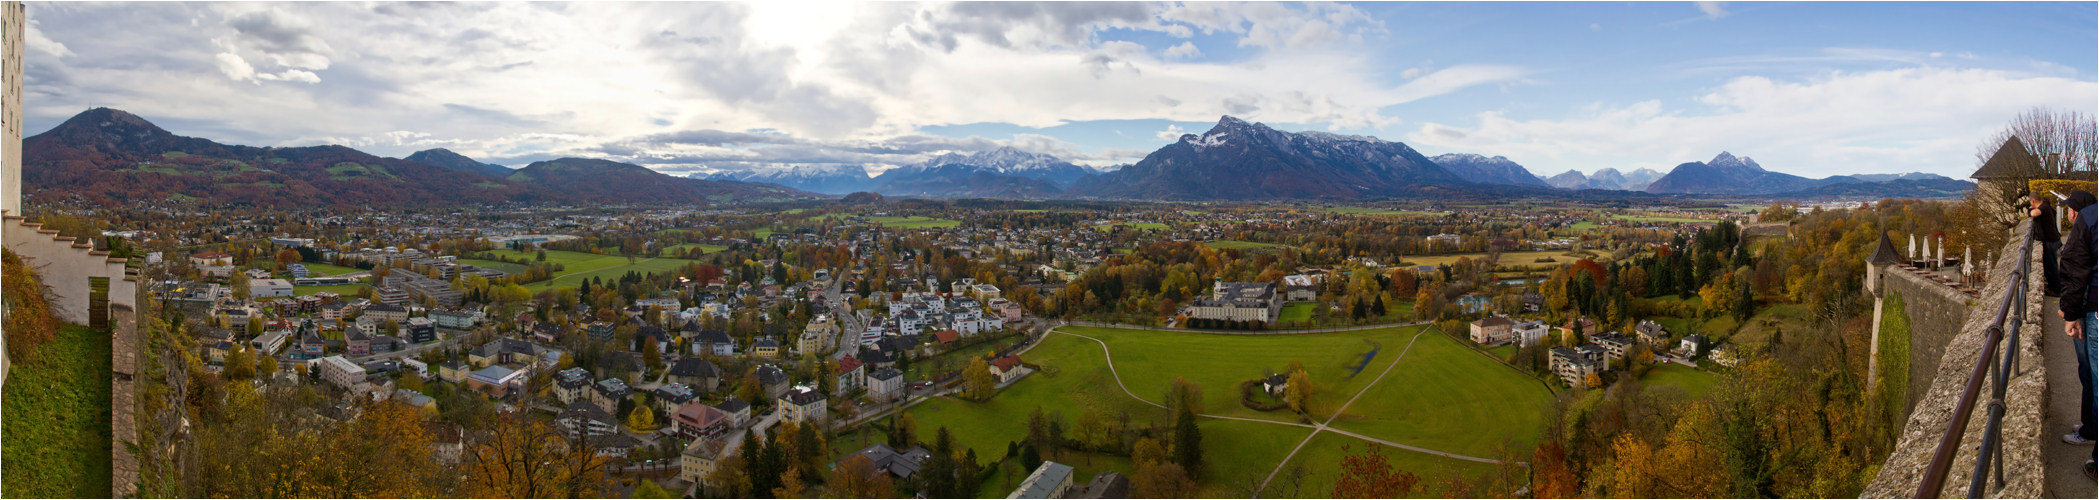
xmin=933 ymin=330 xmax=959 ymax=344
xmin=670 ymin=401 xmax=733 ymax=440
xmin=835 ymin=355 xmax=867 ymax=393
xmin=190 ymin=251 xmax=233 ymax=267
xmin=989 ymin=355 xmax=1025 ymax=384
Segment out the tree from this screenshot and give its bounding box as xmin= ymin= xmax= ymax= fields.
xmin=1133 ymin=462 xmax=1198 ymax=499
xmin=962 ymin=357 xmax=996 ymax=401
xmin=1608 ymin=433 xmax=1657 ymax=498
xmin=1285 ymin=366 xmax=1315 ymax=415
xmin=707 ymin=456 xmax=753 ymax=498
xmin=833 ymin=455 xmax=895 ymax=499
xmin=1132 ymin=437 xmax=1169 ymax=467
xmin=1584 ymin=373 xmax=1603 ymax=389
xmin=772 ymin=467 xmax=807 ymax=499
xmin=1171 ymin=408 xmax=1203 ymax=477
xmin=1330 ymin=445 xmax=1419 ymax=499
xmin=258 ymin=355 xmax=278 ymax=376
xmin=223 ymin=347 xmax=257 ymax=380
xmin=276 ymin=248 xmax=301 ymax=270
xmin=632 ymin=480 xmax=676 ymax=499
xmin=1974 ymin=106 xmax=2097 ymax=177
xmin=627 ymin=404 xmax=656 ymax=431
xmin=397 ymin=371 xmax=425 ymax=392
xmin=1163 ymin=377 xmax=1204 ymax=416
xmin=463 ymin=413 xmax=613 ymax=498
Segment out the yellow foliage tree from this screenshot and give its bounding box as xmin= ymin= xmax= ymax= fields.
xmin=963 ymin=357 xmax=996 ymax=401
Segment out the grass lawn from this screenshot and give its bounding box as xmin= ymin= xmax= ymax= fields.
xmin=1278 ymin=302 xmax=1315 ymax=324
xmin=1256 ymin=431 xmax=1500 ymax=498
xmin=1568 ymin=221 xmax=1604 ymax=232
xmin=903 ymin=338 xmax=1014 ymax=382
xmin=1326 ymin=207 xmax=1447 ymax=217
xmin=907 ymin=332 xmax=1162 ymax=462
xmin=1 ymin=324 xmax=114 ymax=498
xmin=1399 ymin=250 xmax=1583 ymax=269
xmin=1094 ymin=222 xmax=1171 ymax=231
xmin=480 ymin=249 xmax=697 ymax=290
xmin=663 ymin=243 xmax=728 ymax=254
xmin=1487 ymin=344 xmax=1517 ymax=361
xmin=863 ymin=216 xmax=961 ymax=229
xmin=1325 ymin=332 xmax=1555 ymax=458
xmin=1059 ymin=325 xmax=1427 ymax=423
xmin=458 ymin=259 xmax=527 ymax=274
xmin=1204 ymin=240 xmax=1287 ymax=251
xmin=295 ymin=283 xmax=370 ymax=297
xmin=1641 ymin=363 xmax=1719 ymax=399
xmin=1732 ymin=303 xmax=1810 ymax=347
xmin=1612 ymin=214 xmax=1709 ymax=223
xmin=296 ymin=262 xmax=365 ymax=276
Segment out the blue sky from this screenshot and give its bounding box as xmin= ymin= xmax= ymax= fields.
xmin=20 ymin=1 xmax=2097 ymax=179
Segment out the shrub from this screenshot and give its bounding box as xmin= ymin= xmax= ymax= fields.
xmin=3 ymin=250 xmax=61 ymax=363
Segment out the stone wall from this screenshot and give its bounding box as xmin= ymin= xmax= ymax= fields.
xmin=1862 ymin=221 xmax=2048 ymax=498
xmin=1880 ymin=264 xmax=1982 ymax=418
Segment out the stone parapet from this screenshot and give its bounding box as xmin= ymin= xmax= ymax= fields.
xmin=1863 ymin=221 xmax=2047 ymax=498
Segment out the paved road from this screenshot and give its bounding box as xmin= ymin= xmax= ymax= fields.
xmin=822 ymin=272 xmax=865 ymax=362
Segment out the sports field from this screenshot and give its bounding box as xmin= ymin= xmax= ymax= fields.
xmin=1613 ymin=214 xmax=1709 ymax=223
xmin=908 ymin=324 xmax=1544 ymax=497
xmin=296 ymin=262 xmax=365 ymax=276
xmin=1204 ymin=240 xmax=1287 ymax=251
xmin=662 ymin=243 xmax=728 ymax=254
xmin=480 ymin=249 xmax=696 ymax=289
xmin=294 ymin=283 xmax=370 ymax=297
xmin=1094 ymin=222 xmax=1171 ymax=231
xmin=1399 ymin=250 xmax=1579 ymax=269
xmin=1326 ymin=207 xmax=1448 ymax=217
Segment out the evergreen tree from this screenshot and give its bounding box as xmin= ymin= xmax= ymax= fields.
xmin=1172 ymin=408 xmax=1204 ymax=477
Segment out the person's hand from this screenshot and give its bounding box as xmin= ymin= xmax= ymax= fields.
xmin=2032 ymin=208 xmax=2043 ymax=217
xmin=2071 ymin=318 xmax=2085 ymax=339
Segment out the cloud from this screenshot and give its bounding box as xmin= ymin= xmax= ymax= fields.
xmin=1163 ymin=41 xmax=1202 ymax=59
xmin=214 ymin=52 xmax=256 ymax=83
xmin=1696 ymin=1 xmax=1729 ymax=20
xmin=1404 ymin=67 xmax=2098 ymax=177
xmin=1155 ymin=124 xmax=1187 ymax=141
xmin=25 ymin=18 xmax=73 ymax=58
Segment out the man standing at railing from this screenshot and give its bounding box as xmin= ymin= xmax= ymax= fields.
xmin=2028 ymin=191 xmax=2061 ymax=297
xmin=2056 ymin=190 xmax=2097 ymax=478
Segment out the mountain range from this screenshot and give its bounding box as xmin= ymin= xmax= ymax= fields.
xmin=18 ymin=108 xmax=1968 ymax=206
xmin=1066 ymin=116 xmax=1468 ymax=200
xmin=21 ymin=108 xmax=815 ymax=207
xmin=1547 ymin=167 xmax=1666 ymax=191
xmin=404 ymin=148 xmax=514 ymax=178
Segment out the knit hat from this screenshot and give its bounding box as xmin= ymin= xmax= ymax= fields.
xmin=2065 ymin=190 xmax=2096 ymax=212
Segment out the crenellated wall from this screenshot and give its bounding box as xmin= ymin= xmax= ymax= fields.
xmin=1879 ymin=264 xmax=1982 ymax=417
xmin=1863 ymin=221 xmax=2048 ymax=498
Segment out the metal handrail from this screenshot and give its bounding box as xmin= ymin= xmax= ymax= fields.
xmin=1915 ymin=222 xmax=2036 ymax=498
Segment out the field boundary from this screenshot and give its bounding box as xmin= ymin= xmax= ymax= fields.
xmin=1056 ymin=320 xmax=1431 ymax=336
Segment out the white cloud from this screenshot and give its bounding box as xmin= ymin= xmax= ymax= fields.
xmin=1155 ymin=124 xmax=1187 ymax=141
xmin=25 ymin=19 xmax=72 ymax=58
xmin=1163 ymin=41 xmax=1202 ymax=59
xmin=1696 ymin=1 xmax=1730 ymax=20
xmin=1405 ymin=67 xmax=2099 ymax=177
xmin=214 ymin=52 xmax=257 ymax=83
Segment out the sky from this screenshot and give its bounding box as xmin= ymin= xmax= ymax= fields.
xmin=19 ymin=1 xmax=2098 ymax=179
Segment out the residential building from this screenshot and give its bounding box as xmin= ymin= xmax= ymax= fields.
xmin=715 ymin=397 xmax=752 ymax=428
xmin=553 ymin=367 xmax=593 ymax=404
xmin=836 ymin=443 xmax=931 ymax=481
xmin=666 ymin=357 xmax=720 ymax=393
xmin=693 ymin=329 xmax=735 ymax=356
xmin=1675 ymin=335 xmax=1710 ymax=360
xmin=680 ymin=437 xmax=735 ymax=485
xmin=1635 ymin=320 xmax=1669 ymax=345
xmin=1549 ymin=346 xmax=1602 ymax=388
xmin=754 ymin=338 xmax=781 ymax=359
xmin=591 ymin=378 xmax=630 ymax=415
xmin=438 ymin=360 xmax=469 ymax=384
xmin=834 ymin=355 xmax=865 ymax=393
xmin=1514 ymin=320 xmax=1550 ymax=348
xmin=363 ymin=302 xmax=409 ymax=323
xmin=586 ymin=322 xmax=615 ymax=343
xmin=756 ymin=365 xmax=791 ymax=399
xmin=989 ymin=355 xmax=1026 ymax=385
xmin=868 ymin=368 xmax=905 ymax=403
xmin=1469 ymin=316 xmax=1516 ymax=345
xmin=1590 ymin=332 xmax=1633 ymax=363
xmin=556 ymin=400 xmax=619 ymax=439
xmin=670 ymin=401 xmax=734 ymax=440
xmin=655 ymin=383 xmax=698 ymax=415
xmin=431 ymin=310 xmax=476 ymax=329
xmin=318 ymin=355 xmax=367 ymax=390
xmin=406 ymin=317 xmax=436 ymax=344
xmin=1008 ymin=461 xmax=1076 ymax=499
xmin=1281 ymin=274 xmax=1318 ymax=302
xmin=782 ymin=386 xmax=827 ymax=425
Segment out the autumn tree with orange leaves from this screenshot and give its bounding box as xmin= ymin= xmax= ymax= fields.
xmin=1331 ymin=444 xmax=1419 ymax=498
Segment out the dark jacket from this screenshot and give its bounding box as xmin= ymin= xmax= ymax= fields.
xmin=2031 ymin=198 xmax=2060 ymax=241
xmin=2060 ymin=206 xmax=2097 ymax=317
